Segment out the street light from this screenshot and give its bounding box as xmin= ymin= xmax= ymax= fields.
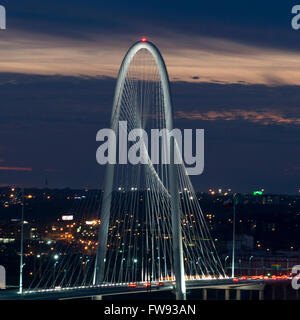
xmin=224 ymin=256 xmax=229 ymax=273
xmin=249 ymin=256 xmax=253 ymax=276
xmin=231 ymin=193 xmax=238 ymax=278
xmin=19 ymin=188 xmax=25 ymax=295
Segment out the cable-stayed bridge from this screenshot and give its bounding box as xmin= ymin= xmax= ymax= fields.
xmin=92 ymin=38 xmax=225 ymax=300
xmin=0 ymin=39 xmax=284 ymax=300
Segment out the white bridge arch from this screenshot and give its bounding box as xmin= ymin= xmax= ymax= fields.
xmin=93 ymin=39 xmax=225 ymax=300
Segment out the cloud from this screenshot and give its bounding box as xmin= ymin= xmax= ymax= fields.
xmin=176 ymin=109 xmax=300 ymax=126
xmin=1 ymin=17 xmax=300 ymax=85
xmin=0 ymin=72 xmax=298 ymax=192
xmin=2 ymin=1 xmax=299 ymax=52
xmin=0 ymin=166 xmax=32 ymax=171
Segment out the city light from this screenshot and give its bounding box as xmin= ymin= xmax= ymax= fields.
xmin=62 ymin=215 xmax=73 ymax=221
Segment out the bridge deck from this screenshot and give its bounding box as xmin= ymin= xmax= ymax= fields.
xmin=0 ymin=278 xmax=288 ymax=300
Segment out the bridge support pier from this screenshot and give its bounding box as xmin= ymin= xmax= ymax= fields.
xmin=249 ymin=290 xmax=253 ymax=300
xmin=203 ymin=288 xmax=207 ymax=300
xmin=259 ymin=289 xmax=264 ymax=301
xmin=225 ymin=289 xmax=230 ymax=300
xmin=235 ymin=289 xmax=241 ymax=300
xmin=272 ymin=286 xmax=275 ymax=300
xmin=92 ymin=295 xmax=103 ymax=300
xmin=283 ymin=285 xmax=287 ymax=300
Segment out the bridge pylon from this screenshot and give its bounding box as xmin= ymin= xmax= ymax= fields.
xmin=93 ymin=39 xmax=186 ymax=300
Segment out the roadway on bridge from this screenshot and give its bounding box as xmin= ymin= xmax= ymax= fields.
xmin=0 ymin=278 xmax=276 ymax=300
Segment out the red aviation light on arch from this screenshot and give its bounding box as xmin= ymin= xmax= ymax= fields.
xmin=141 ymin=37 xmax=147 ymax=42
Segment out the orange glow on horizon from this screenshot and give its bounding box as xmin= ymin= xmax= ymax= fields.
xmin=0 ymin=166 xmax=32 ymax=172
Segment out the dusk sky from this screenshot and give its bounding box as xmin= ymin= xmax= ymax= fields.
xmin=0 ymin=1 xmax=299 ymax=194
